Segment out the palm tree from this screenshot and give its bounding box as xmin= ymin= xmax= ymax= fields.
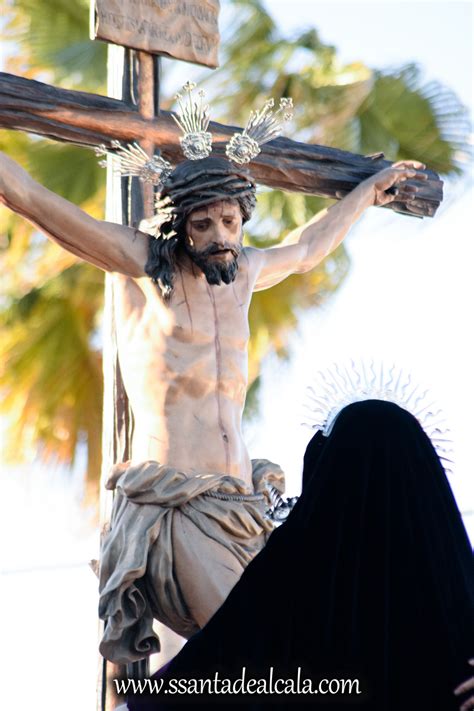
xmin=0 ymin=0 xmax=470 ymax=496
xmin=1 ymin=0 xmax=107 ymax=496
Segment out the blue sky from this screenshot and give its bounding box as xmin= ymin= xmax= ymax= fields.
xmin=266 ymin=1 xmax=472 ymax=110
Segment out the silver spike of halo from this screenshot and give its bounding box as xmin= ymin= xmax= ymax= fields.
xmin=95 ymin=141 xmax=173 ymax=188
xmin=172 ymin=81 xmax=212 ymax=160
xmin=226 ymin=97 xmax=293 ymax=165
xmin=302 ymin=360 xmax=454 ymax=474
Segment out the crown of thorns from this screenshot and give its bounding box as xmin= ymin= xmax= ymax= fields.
xmin=95 ymin=81 xmax=293 ymax=191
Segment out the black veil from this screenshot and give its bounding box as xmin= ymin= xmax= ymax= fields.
xmin=128 ymin=400 xmax=473 ymax=710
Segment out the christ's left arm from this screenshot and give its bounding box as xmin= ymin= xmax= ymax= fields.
xmin=247 ymin=161 xmax=427 ymax=292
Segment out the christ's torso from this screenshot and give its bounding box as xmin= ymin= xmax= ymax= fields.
xmin=112 ymin=250 xmax=257 ymax=486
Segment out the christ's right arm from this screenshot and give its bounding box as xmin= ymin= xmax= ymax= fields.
xmin=0 ymin=151 xmax=148 ymax=277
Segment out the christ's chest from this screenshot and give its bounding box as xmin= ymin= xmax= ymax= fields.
xmin=168 ymin=267 xmax=251 ymax=350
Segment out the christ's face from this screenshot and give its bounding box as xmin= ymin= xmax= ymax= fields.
xmin=184 ymin=200 xmax=243 ymax=285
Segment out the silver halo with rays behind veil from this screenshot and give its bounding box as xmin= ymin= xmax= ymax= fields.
xmin=302 ymin=360 xmax=454 ymax=475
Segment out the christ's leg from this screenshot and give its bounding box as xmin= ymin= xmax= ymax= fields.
xmin=171 ymin=512 xmax=245 ymax=628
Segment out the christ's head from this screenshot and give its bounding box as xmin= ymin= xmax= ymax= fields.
xmin=183 ymin=199 xmax=243 ymax=286
xmin=144 ymin=156 xmax=256 ymax=299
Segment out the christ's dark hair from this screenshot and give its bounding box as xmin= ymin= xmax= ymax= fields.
xmin=145 ymin=156 xmax=256 ymax=300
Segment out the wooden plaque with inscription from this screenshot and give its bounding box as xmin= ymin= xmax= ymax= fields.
xmin=91 ymin=0 xmax=220 ymax=68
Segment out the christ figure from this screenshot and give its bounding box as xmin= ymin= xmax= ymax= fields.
xmin=0 ymin=144 xmax=426 ymax=664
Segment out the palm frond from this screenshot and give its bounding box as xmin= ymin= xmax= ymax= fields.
xmin=3 ymin=0 xmax=106 ymax=90
xmin=0 ymin=264 xmax=104 ymax=485
xmin=357 ymin=65 xmax=472 ymax=174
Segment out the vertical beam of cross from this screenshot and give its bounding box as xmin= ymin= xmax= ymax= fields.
xmin=98 ymin=44 xmax=160 ymax=711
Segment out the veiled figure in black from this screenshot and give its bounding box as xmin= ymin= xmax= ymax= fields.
xmin=127 ymin=400 xmax=474 ymax=710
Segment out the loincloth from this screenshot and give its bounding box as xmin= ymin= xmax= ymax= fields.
xmin=98 ymin=458 xmax=285 ymax=665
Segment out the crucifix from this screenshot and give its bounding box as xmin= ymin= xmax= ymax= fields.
xmin=0 ymin=3 xmax=443 ymax=710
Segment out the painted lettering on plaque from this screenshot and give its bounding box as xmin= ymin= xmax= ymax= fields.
xmin=91 ymin=0 xmax=220 ymax=68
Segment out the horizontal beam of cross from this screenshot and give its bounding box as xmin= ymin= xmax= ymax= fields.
xmin=0 ymin=72 xmax=442 ymax=217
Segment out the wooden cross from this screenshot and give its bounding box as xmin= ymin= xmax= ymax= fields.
xmin=0 ymin=6 xmax=443 ymax=710
xmin=95 ymin=45 xmax=160 ymax=711
xmin=0 ymin=71 xmax=443 ymax=216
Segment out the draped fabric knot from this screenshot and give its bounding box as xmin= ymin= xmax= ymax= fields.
xmin=98 ymin=458 xmax=285 ymax=664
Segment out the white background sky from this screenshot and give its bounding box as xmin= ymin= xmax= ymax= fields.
xmin=1 ymin=1 xmax=473 ymax=709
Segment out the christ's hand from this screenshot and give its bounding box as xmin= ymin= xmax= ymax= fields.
xmin=454 ymin=659 xmax=474 ymax=711
xmin=365 ymin=159 xmax=428 ymax=207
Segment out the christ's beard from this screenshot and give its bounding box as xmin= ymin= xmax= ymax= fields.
xmin=184 ymin=243 xmax=241 ymax=286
